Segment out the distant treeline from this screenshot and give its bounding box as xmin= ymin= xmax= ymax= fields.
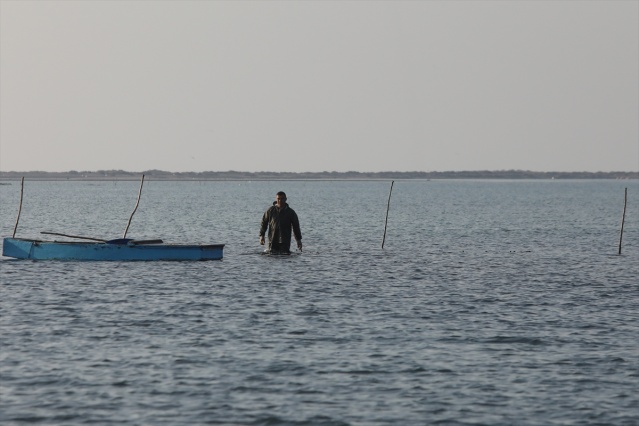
xmin=0 ymin=169 xmax=637 ymax=181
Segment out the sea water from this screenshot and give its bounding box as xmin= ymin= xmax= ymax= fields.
xmin=1 ymin=179 xmax=637 ymax=425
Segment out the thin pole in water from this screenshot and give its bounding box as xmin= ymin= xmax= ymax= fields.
xmin=382 ymin=180 xmax=394 ymax=249
xmin=123 ymin=174 xmax=145 ymax=239
xmin=618 ymin=187 xmax=627 ymax=255
xmin=12 ymin=177 xmax=24 ymax=238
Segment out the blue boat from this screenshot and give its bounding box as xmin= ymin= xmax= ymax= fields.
xmin=2 ymin=237 xmax=224 ymax=261
xmin=4 ymin=175 xmax=225 ymax=261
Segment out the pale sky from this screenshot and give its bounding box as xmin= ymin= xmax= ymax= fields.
xmin=1 ymin=0 xmax=637 ymax=173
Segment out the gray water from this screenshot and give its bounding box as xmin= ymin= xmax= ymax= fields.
xmin=1 ymin=180 xmax=637 ymax=425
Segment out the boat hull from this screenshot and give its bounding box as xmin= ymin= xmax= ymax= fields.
xmin=2 ymin=238 xmax=224 ymax=261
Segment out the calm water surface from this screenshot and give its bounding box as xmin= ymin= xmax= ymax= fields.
xmin=1 ymin=180 xmax=638 ymax=425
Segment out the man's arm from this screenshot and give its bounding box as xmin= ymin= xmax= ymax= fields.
xmin=259 ymin=209 xmax=269 ymax=244
xmin=291 ymin=211 xmax=302 ymax=250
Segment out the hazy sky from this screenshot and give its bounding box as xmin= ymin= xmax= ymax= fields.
xmin=1 ymin=0 xmax=637 ymax=173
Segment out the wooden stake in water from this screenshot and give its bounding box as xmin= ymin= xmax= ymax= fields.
xmin=618 ymin=187 xmax=627 ymax=255
xmin=123 ymin=174 xmax=145 ymax=239
xmin=12 ymin=177 xmax=24 ymax=238
xmin=382 ymin=180 xmax=394 ymax=249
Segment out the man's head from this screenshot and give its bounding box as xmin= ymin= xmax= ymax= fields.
xmin=275 ymin=191 xmax=287 ymax=208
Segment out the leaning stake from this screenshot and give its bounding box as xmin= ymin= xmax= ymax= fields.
xmin=382 ymin=180 xmax=394 ymax=249
xmin=12 ymin=177 xmax=24 ymax=238
xmin=618 ymin=187 xmax=627 ymax=255
xmin=123 ymin=174 xmax=145 ymax=239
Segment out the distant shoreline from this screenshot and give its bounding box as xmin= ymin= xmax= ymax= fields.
xmin=0 ymin=170 xmax=637 ymax=181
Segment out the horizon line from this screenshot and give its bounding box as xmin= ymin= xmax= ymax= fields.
xmin=1 ymin=169 xmax=638 ymax=174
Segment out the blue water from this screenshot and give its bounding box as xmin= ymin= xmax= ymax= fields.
xmin=1 ymin=180 xmax=638 ymax=425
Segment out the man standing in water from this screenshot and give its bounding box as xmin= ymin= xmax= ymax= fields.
xmin=260 ymin=191 xmax=302 ymax=254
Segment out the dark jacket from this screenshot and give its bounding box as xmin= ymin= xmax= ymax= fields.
xmin=260 ymin=202 xmax=302 ymax=251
